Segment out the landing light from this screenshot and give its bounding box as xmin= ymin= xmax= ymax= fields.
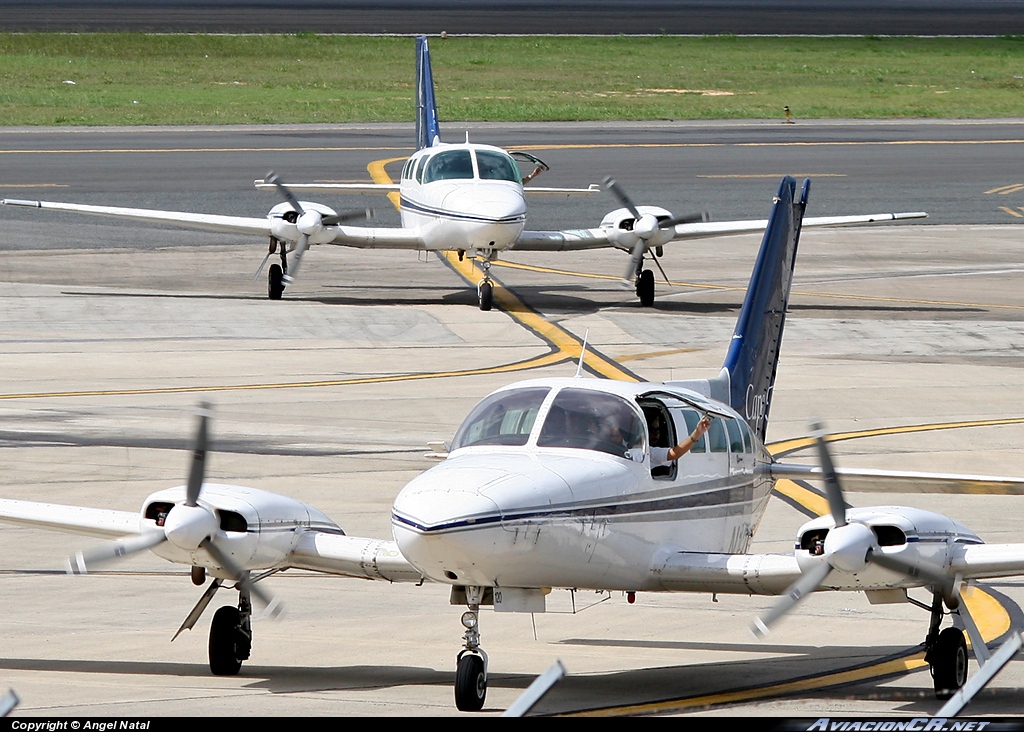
xmin=461 ymin=611 xmax=478 ymax=630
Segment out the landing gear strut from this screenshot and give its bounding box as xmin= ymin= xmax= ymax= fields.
xmin=924 ymin=593 xmax=968 ymax=700
xmin=209 ymin=585 xmax=253 ymax=676
xmin=455 ymin=586 xmax=488 ymax=711
xmin=477 ymin=251 xmax=496 ymax=311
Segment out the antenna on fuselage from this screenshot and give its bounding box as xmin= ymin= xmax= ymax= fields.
xmin=574 ymin=329 xmax=590 ymax=378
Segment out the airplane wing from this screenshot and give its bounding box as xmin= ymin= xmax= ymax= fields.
xmin=651 ymin=550 xmax=803 ymax=595
xmin=288 ymin=532 xmax=424 ymax=583
xmin=1 ymin=198 xmax=273 ymax=237
xmin=770 ymin=462 xmax=1024 ymax=495
xmin=253 ymin=179 xmax=600 ymax=197
xmin=253 ymin=180 xmax=400 ymax=195
xmin=0 ymin=498 xmax=140 ymax=540
xmin=669 ymin=211 xmax=928 ymax=241
xmin=511 ymin=211 xmax=927 ymax=253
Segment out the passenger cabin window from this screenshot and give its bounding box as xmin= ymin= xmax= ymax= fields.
xmin=451 ymin=387 xmax=549 ymax=449
xmin=476 ymin=150 xmax=521 ymax=182
xmin=538 ymin=388 xmax=644 ymax=459
xmin=726 ymin=419 xmax=744 ymax=453
xmin=422 ymin=150 xmax=475 ymax=183
xmin=707 ymin=418 xmax=729 ymax=453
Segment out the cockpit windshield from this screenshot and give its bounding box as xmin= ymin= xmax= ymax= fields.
xmin=421 ymin=149 xmax=475 ymax=183
xmin=476 ymin=150 xmax=521 ymax=182
xmin=450 ymin=387 xmax=550 ymax=449
xmin=537 ymin=388 xmax=645 ymax=459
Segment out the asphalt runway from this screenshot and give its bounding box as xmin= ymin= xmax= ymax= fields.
xmin=0 ymin=122 xmax=1023 ymax=717
xmin=2 ymin=1 xmax=1024 ymax=35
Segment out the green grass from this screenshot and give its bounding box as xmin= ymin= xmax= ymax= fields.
xmin=0 ymin=34 xmax=1022 ymax=125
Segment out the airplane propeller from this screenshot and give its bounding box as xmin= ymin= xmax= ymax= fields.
xmin=66 ymin=402 xmax=281 ymax=617
xmin=601 ymin=176 xmax=707 ymax=280
xmin=752 ymin=422 xmax=950 ymax=637
xmin=262 ymin=171 xmax=370 ymax=284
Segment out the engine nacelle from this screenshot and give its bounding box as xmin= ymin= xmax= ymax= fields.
xmin=268 ymin=201 xmax=339 ymax=245
xmin=600 ymin=205 xmax=674 ymax=249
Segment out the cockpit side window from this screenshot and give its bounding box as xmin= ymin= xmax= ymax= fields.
xmin=476 ymin=150 xmax=521 ymax=182
xmin=422 ymin=149 xmax=475 ymax=183
xmin=538 ymin=388 xmax=644 ymax=459
xmin=451 ymin=387 xmax=549 ymax=449
xmin=679 ymin=409 xmax=708 ymax=453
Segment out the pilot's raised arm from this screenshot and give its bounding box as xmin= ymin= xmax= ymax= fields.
xmin=650 ymin=415 xmax=712 ymax=468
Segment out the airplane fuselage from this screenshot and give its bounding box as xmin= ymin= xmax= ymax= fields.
xmin=392 ymin=378 xmax=774 ymax=592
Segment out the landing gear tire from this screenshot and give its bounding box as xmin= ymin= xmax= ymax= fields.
xmin=209 ymin=605 xmax=246 ymax=676
xmin=268 ymin=264 xmax=285 ymax=300
xmin=636 ymin=268 xmax=655 ymax=307
xmin=929 ymin=626 xmax=968 ymax=700
xmin=478 ymin=281 xmax=494 ymax=311
xmin=455 ymin=653 xmax=487 ymax=711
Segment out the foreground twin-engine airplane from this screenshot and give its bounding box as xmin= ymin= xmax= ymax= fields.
xmin=1 ymin=37 xmax=926 ymax=310
xmin=0 ymin=176 xmax=1020 ymax=713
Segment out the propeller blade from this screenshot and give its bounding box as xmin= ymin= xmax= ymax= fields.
xmin=201 ymin=538 xmax=282 ymax=618
xmin=321 ymin=208 xmax=371 ymax=226
xmin=185 ymin=402 xmax=213 ymax=508
xmin=811 ymin=422 xmax=847 ymax=528
xmin=282 ymin=234 xmax=309 ymax=285
xmin=752 ymin=561 xmax=832 ymax=637
xmin=264 ymin=171 xmax=304 ymax=217
xmin=66 ymin=531 xmax=167 ymax=575
xmin=623 ymin=239 xmax=647 ymax=281
xmin=866 ymin=549 xmax=951 ymax=588
xmin=659 ymin=211 xmax=709 ymax=228
xmin=602 ymin=176 xmax=642 ymax=220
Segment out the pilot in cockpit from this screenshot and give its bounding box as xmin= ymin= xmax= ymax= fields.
xmin=649 ymin=414 xmax=712 ymax=468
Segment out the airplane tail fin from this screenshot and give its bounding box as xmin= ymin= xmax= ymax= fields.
xmin=415 ymin=35 xmax=441 ymax=150
xmin=721 ymin=176 xmax=808 ymax=442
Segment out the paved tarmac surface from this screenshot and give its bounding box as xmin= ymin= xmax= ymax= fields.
xmin=2 ymin=1 xmax=1024 ymax=35
xmin=0 ymin=122 xmax=1023 ymax=717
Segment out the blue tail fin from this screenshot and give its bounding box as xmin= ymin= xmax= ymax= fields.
xmin=722 ymin=176 xmax=809 ymax=442
xmin=415 ymin=36 xmax=441 ymax=150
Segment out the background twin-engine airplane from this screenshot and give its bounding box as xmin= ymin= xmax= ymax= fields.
xmin=1 ymin=36 xmax=926 ymax=310
xmin=0 ymin=176 xmax=1021 ymax=714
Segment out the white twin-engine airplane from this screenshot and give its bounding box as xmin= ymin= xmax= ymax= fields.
xmin=0 ymin=176 xmax=1020 ymax=713
xmin=1 ymin=36 xmax=926 ymax=311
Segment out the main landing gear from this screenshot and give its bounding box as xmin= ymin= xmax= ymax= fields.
xmin=208 ymin=583 xmax=254 ymax=676
xmin=923 ymin=593 xmax=968 ymax=700
xmin=455 ymin=586 xmax=488 ymax=711
xmin=267 ymin=237 xmax=288 ymax=300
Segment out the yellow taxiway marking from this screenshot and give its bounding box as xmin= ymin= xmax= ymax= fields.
xmin=6 ymin=138 xmax=1022 ymax=158
xmin=616 ymin=347 xmax=703 ymax=363
xmin=0 ymin=183 xmax=68 ymax=188
xmin=366 ymin=157 xmax=641 ymax=382
xmin=999 ymin=206 xmax=1024 ymax=218
xmin=986 ymin=183 xmax=1024 ymax=195
xmin=698 ymin=173 xmax=847 ymax=179
xmin=0 ymin=146 xmax=412 ymax=155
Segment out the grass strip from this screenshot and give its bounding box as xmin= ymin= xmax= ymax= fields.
xmin=0 ymin=34 xmax=1022 ymax=125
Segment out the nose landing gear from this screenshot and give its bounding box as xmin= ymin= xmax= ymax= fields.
xmin=455 ymin=586 xmax=488 ymax=711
